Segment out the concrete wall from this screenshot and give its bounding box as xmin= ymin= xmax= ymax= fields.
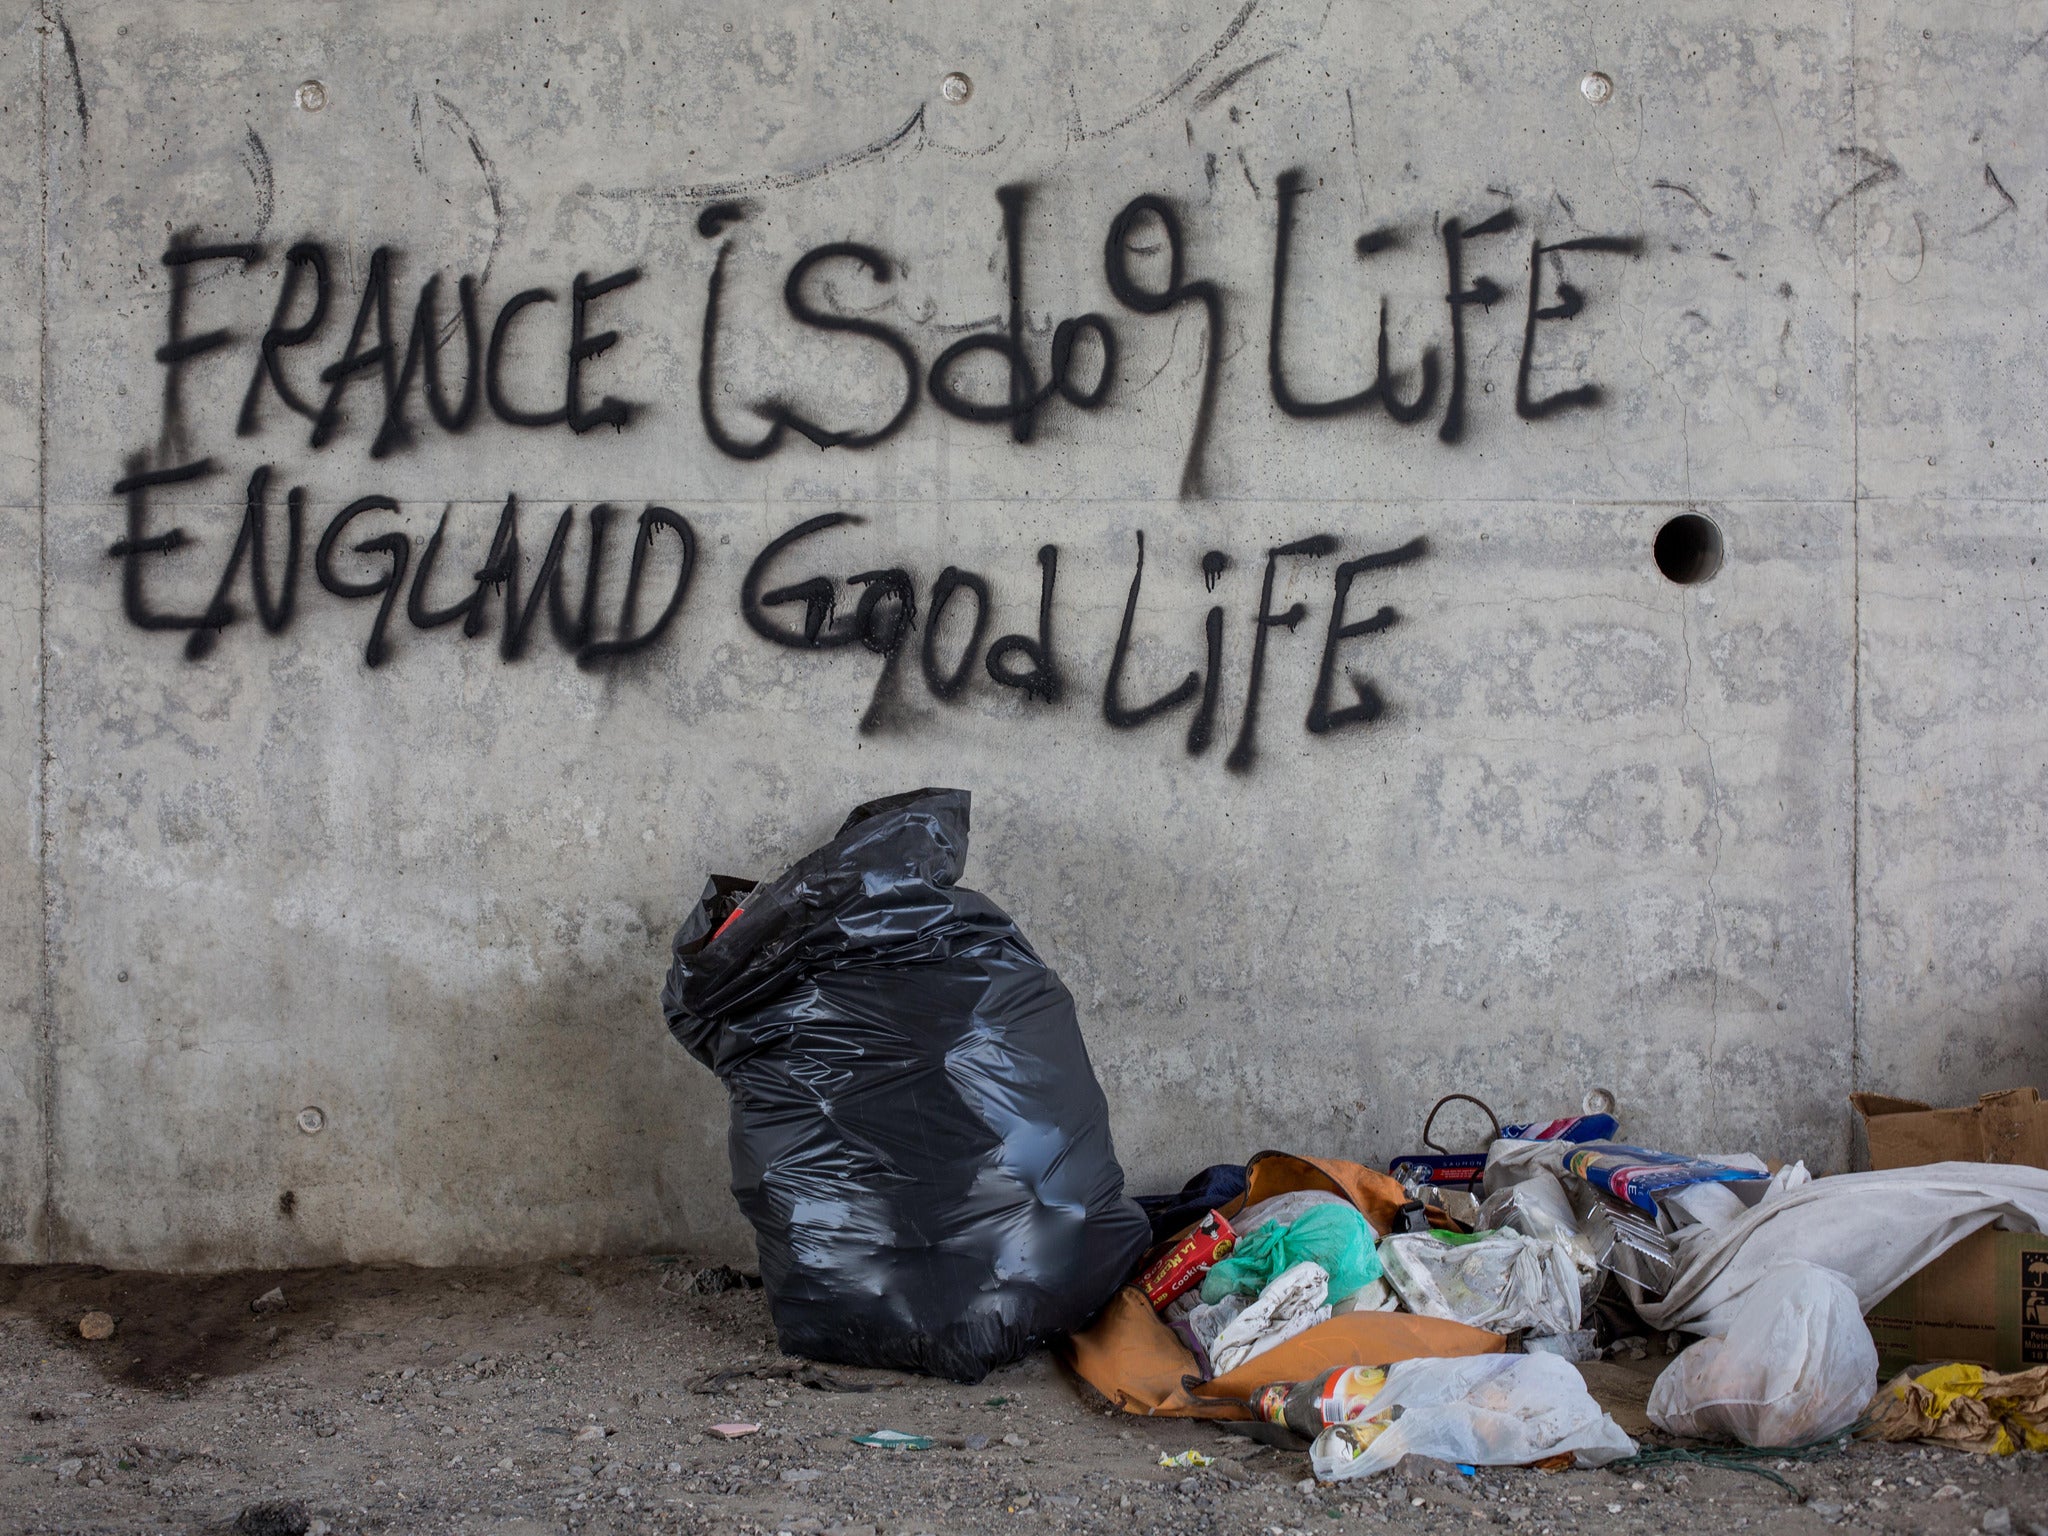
xmin=5 ymin=0 xmax=2045 ymax=1268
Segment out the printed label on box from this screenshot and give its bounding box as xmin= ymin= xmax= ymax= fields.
xmin=2022 ymin=1247 xmax=2048 ymax=1365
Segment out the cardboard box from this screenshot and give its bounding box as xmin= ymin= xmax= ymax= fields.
xmin=1850 ymin=1087 xmax=2048 ymax=1170
xmin=1866 ymin=1226 xmax=2048 ymax=1378
xmin=1853 ymin=1086 xmax=2048 ymax=1375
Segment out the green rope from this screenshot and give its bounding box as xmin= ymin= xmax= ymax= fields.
xmin=1606 ymin=1419 xmax=1869 ymax=1501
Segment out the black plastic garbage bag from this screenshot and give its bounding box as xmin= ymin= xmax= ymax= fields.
xmin=660 ymin=788 xmax=1150 ymax=1382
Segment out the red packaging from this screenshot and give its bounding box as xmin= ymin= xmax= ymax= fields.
xmin=1137 ymin=1209 xmax=1237 ymax=1310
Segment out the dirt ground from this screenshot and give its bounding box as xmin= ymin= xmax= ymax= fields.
xmin=2 ymin=1256 xmax=2046 ymax=1536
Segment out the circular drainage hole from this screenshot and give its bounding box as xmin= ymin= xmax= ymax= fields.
xmin=1654 ymin=512 xmax=1724 ymax=584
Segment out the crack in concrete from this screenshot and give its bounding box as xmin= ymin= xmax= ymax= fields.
xmin=33 ymin=4 xmax=56 ymax=1262
xmin=1847 ymin=0 xmax=1865 ymax=1137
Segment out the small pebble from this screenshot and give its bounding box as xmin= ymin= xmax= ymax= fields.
xmin=77 ymin=1311 xmax=115 ymax=1340
xmin=1983 ymin=1510 xmax=2013 ymax=1536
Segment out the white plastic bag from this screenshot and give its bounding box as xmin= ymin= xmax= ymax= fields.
xmin=1208 ymin=1261 xmax=1331 ymax=1375
xmin=1638 ymin=1162 xmax=2048 ymax=1337
xmin=1234 ymin=1188 xmax=1349 ymax=1233
xmin=1646 ymin=1261 xmax=1876 ymax=1446
xmin=1309 ymin=1353 xmax=1637 ymax=1481
xmin=1378 ymin=1230 xmax=1584 ymax=1337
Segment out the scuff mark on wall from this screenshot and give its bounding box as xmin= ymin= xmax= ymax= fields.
xmin=432 ymin=93 xmax=505 ymax=294
xmin=44 ymin=1 xmax=87 ymax=140
xmin=1967 ymin=162 xmax=2017 ymax=234
xmin=600 ymin=103 xmax=929 ymax=203
xmin=238 ymin=127 xmax=272 ymax=244
xmin=1652 ymin=179 xmax=1714 ymax=219
xmin=408 ymin=93 xmax=426 ymax=176
xmin=1068 ymin=0 xmax=1262 ymax=142
xmin=1819 ymin=145 xmax=1901 ymax=230
xmin=1192 ymin=47 xmax=1289 ymax=111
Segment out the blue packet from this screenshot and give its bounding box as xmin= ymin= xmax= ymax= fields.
xmin=1562 ymin=1141 xmax=1767 ymax=1214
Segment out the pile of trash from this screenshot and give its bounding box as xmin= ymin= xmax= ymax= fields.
xmin=662 ymin=789 xmax=2048 ymax=1483
xmin=1066 ymin=1095 xmax=2048 ymax=1482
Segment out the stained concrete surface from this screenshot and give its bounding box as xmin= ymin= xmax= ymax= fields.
xmin=3 ymin=0 xmax=2046 ymax=1269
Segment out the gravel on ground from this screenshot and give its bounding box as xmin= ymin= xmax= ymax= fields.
xmin=3 ymin=1256 xmax=2045 ymax=1536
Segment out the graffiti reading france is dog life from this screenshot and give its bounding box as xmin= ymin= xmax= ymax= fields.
xmin=109 ymin=174 xmax=1639 ymax=771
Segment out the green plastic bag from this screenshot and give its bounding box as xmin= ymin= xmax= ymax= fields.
xmin=1199 ymin=1203 xmax=1382 ymax=1305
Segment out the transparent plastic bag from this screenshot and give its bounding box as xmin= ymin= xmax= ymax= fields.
xmin=1378 ymin=1230 xmax=1584 ymax=1337
xmin=1645 ymin=1261 xmax=1877 ymax=1447
xmin=1310 ymin=1353 xmax=1637 ymax=1480
xmin=1477 ymin=1171 xmax=1581 ymax=1247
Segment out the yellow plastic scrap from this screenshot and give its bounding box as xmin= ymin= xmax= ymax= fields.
xmin=1866 ymin=1363 xmax=2048 ymax=1456
xmin=1159 ymin=1450 xmax=1215 ymax=1469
